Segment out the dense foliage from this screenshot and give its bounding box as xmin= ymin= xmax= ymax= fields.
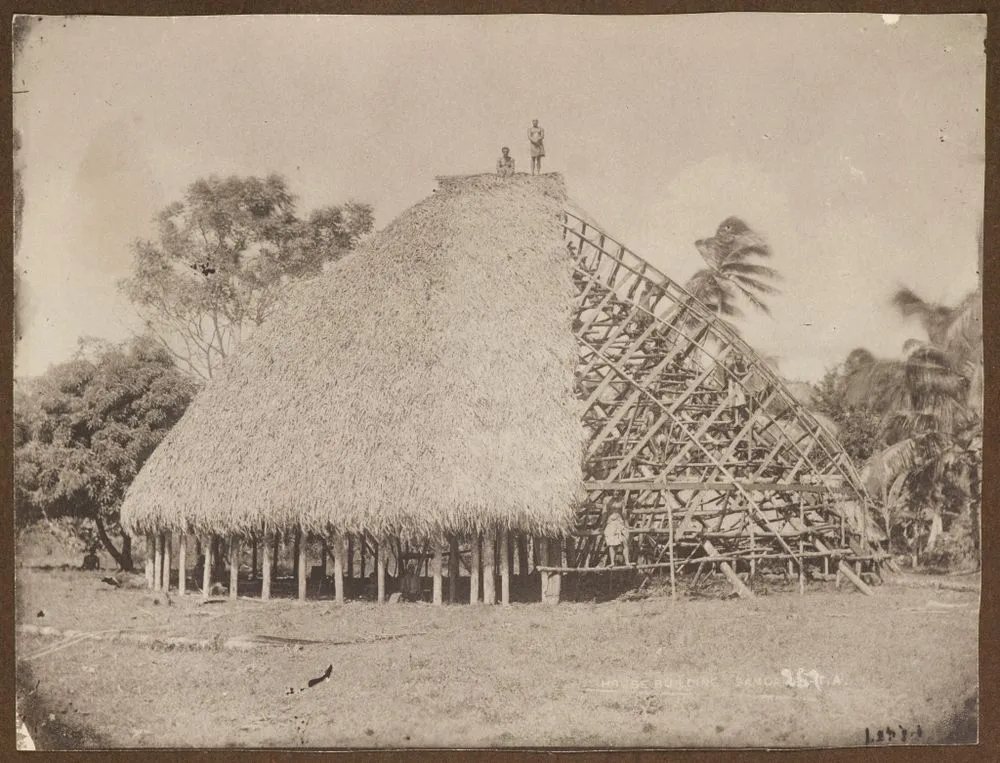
xmin=814 ymin=282 xmax=982 ymax=568
xmin=14 ymin=337 xmax=198 ymax=570
xmin=120 ymin=174 xmax=374 ymax=379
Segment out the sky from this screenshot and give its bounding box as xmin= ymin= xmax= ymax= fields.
xmin=13 ymin=13 xmax=986 ymax=382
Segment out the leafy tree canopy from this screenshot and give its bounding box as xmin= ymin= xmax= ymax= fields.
xmin=14 ymin=336 xmax=198 ymax=570
xmin=120 ymin=174 xmax=374 ymax=379
xmin=685 ymin=216 xmax=781 ymax=333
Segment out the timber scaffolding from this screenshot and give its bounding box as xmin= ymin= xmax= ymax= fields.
xmin=557 ymin=209 xmax=884 ymax=596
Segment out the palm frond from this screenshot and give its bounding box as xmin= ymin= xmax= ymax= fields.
xmin=724 ymin=243 xmax=773 ymax=263
xmin=842 ymin=357 xmax=908 ymax=413
xmin=715 ymin=299 xmax=745 ymax=319
xmin=943 ymin=287 xmax=982 ymax=363
xmin=721 ymin=262 xmax=782 ymax=280
xmin=731 ymin=275 xmax=782 ymax=296
xmin=892 ymin=287 xmax=954 ymax=345
xmin=731 ymin=283 xmax=773 ymax=316
xmin=694 ymin=239 xmax=724 ymax=269
xmin=861 ymin=438 xmax=921 ymax=498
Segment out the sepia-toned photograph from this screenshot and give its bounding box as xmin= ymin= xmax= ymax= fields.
xmin=12 ymin=13 xmax=983 ymax=750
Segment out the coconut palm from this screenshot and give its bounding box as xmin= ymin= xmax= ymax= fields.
xmin=685 ymin=217 xmax=782 ymax=330
xmin=847 ymin=281 xmax=982 ymax=567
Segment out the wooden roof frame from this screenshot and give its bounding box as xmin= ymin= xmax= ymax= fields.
xmin=562 ymin=210 xmax=884 ymax=587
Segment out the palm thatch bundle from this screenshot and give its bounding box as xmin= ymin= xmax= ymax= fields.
xmin=120 ymin=174 xmax=585 ymax=539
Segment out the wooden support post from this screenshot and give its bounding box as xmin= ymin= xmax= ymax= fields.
xmin=703 ymin=540 xmax=753 ymax=599
xmin=500 ymin=531 xmax=511 ymax=605
xmin=667 ymin=501 xmax=676 ymax=601
xmin=540 ymin=538 xmax=561 ymax=604
xmin=178 ymin=532 xmax=186 ymax=596
xmin=360 ymin=535 xmax=368 ymax=579
xmin=376 ymin=537 xmax=386 ymax=604
xmin=145 ymin=532 xmax=155 ymax=589
xmin=229 ymin=536 xmax=239 ymax=600
xmin=333 ymin=534 xmax=345 ymax=605
xmin=532 ymin=537 xmax=541 ymax=573
xmin=163 ymin=532 xmax=172 ymax=591
xmin=483 ymin=527 xmax=496 ymax=605
xmin=261 ymin=532 xmax=272 ymax=601
xmin=432 ymin=540 xmax=444 ymax=605
xmin=470 ymin=533 xmax=481 ymax=604
xmin=297 ymin=529 xmax=307 ymax=602
xmin=250 ymin=539 xmax=258 ymax=580
xmin=271 ymin=532 xmax=280 ymax=580
xmin=448 ymin=535 xmax=460 ymax=604
xmin=517 ymin=533 xmax=529 ymax=581
xmin=346 ymin=535 xmax=354 ymax=580
xmin=152 ymin=533 xmax=162 ymax=591
xmin=507 ymin=532 xmax=515 ymax=580
xmin=799 ymin=504 xmax=805 ymax=596
xmin=292 ymin=530 xmax=301 ymax=587
xmin=202 ymin=535 xmax=213 ymax=600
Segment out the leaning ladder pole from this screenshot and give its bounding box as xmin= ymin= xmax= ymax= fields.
xmin=703 ymin=540 xmax=754 ymax=599
xmin=813 ymin=537 xmax=873 ymax=596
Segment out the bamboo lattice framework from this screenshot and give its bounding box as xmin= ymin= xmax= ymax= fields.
xmin=562 ymin=209 xmax=883 ymax=579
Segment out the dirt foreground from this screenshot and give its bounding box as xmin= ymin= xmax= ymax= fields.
xmin=15 ymin=568 xmax=978 ymax=749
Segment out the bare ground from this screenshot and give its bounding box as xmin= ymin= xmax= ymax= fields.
xmin=15 ymin=566 xmax=978 ymax=749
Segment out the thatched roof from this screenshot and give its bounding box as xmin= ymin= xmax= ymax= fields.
xmin=121 ymin=174 xmax=585 ymax=539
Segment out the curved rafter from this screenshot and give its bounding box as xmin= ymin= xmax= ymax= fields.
xmin=561 ymin=210 xmax=883 ymax=586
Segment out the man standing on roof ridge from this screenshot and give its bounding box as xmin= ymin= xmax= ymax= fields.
xmin=529 ymin=119 xmax=545 ymax=175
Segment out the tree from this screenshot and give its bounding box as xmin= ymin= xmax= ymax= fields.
xmin=120 ymin=174 xmax=374 ymax=380
xmin=810 ymin=365 xmax=883 ymax=465
xmin=685 ymin=217 xmax=782 ymax=331
xmin=841 ymin=284 xmax=982 ymax=567
xmin=14 ymin=336 xmax=198 ymax=570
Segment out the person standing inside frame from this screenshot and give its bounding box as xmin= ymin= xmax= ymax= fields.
xmin=604 ymin=509 xmax=631 ymax=567
xmin=528 ymin=119 xmax=545 ymax=175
